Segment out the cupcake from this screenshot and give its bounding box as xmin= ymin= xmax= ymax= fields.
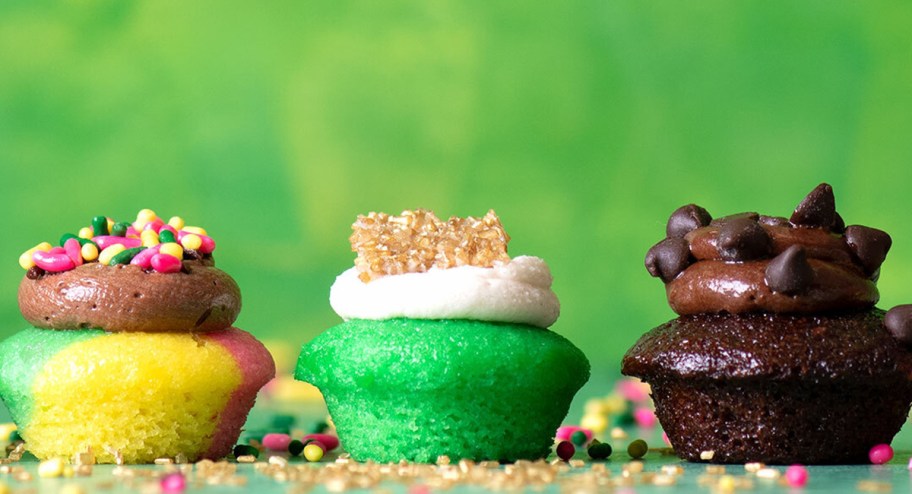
xmin=622 ymin=184 xmax=912 ymax=464
xmin=0 ymin=210 xmax=275 ymax=463
xmin=295 ymin=210 xmax=589 ymax=463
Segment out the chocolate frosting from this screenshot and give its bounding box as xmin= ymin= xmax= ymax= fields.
xmin=18 ymin=262 xmax=241 ymax=333
xmin=645 ymin=184 xmax=890 ymax=315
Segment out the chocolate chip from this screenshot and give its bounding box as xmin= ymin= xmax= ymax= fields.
xmin=25 ymin=266 xmax=44 ymax=280
xmin=710 ymin=212 xmax=759 ymax=227
xmin=645 ymin=238 xmax=691 ymax=282
xmin=844 ymin=225 xmax=892 ymax=275
xmin=764 ymin=245 xmax=814 ymax=295
xmin=790 ymin=183 xmax=837 ymax=229
xmin=759 ymin=215 xmax=790 ymax=227
xmin=666 ymin=204 xmax=712 ymax=238
xmin=717 ymin=217 xmax=772 ymax=261
xmin=832 ymin=212 xmax=846 ymax=234
xmin=885 ymin=305 xmax=912 ymax=346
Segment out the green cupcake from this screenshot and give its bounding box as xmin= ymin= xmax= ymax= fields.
xmin=295 ymin=210 xmax=589 ymax=463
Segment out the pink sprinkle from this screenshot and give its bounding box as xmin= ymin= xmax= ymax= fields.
xmin=869 ymin=443 xmax=894 ymax=465
xmin=555 ymin=426 xmax=593 ymax=442
xmin=48 ymin=246 xmax=67 ymax=255
xmin=303 ymin=433 xmax=340 ymax=452
xmin=151 ymin=253 xmax=182 ymax=273
xmin=616 ymin=378 xmax=651 ymax=403
xmin=633 ymin=407 xmax=657 ymax=428
xmin=784 ymin=465 xmax=808 ymax=487
xmin=262 ymin=433 xmax=292 ymax=451
xmin=143 ymin=218 xmax=165 ymax=233
xmin=662 ymin=431 xmax=671 ymax=446
xmin=93 ymin=235 xmax=142 ymax=250
xmin=126 ymin=226 xmax=139 ymax=237
xmin=130 ymin=245 xmax=160 ymax=269
xmin=409 ymin=484 xmax=431 ymax=494
xmin=907 ymin=457 xmax=912 ymax=470
xmin=33 ymin=250 xmax=75 ymax=272
xmin=64 ymin=238 xmax=83 ymax=266
xmin=556 ymin=425 xmax=580 ymax=441
xmin=160 ymin=472 xmax=186 ymax=493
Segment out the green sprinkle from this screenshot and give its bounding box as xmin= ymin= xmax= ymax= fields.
xmin=8 ymin=430 xmax=22 ymax=443
xmin=109 ymin=247 xmax=145 ymax=265
xmin=587 ymin=440 xmax=612 ymax=460
xmin=159 ymin=230 xmax=176 ymax=243
xmin=59 ymin=233 xmax=78 ymax=247
xmin=570 ymin=430 xmax=588 ymax=447
xmin=232 ymin=444 xmax=259 ymax=459
xmin=613 ymin=409 xmax=635 ymax=427
xmin=111 ymin=222 xmax=130 ymax=237
xmin=288 ymin=439 xmax=305 ymax=456
xmin=627 ymin=439 xmax=648 ymax=459
xmin=92 ymin=215 xmax=109 ymax=237
xmin=271 ymin=414 xmax=296 ymax=433
xmin=310 ymin=421 xmax=329 ymax=434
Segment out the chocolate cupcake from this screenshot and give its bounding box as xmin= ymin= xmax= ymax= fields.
xmin=622 ymin=184 xmax=912 ymax=464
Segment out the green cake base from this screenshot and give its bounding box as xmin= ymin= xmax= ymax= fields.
xmin=295 ymin=318 xmax=590 ymax=463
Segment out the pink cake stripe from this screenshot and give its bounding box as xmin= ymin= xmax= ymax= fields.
xmin=202 ymin=327 xmax=276 ymax=459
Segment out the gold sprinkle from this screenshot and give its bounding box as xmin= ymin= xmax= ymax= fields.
xmin=154 ymin=458 xmax=174 ymax=465
xmin=661 ymin=464 xmax=684 ymax=476
xmin=610 ymin=427 xmax=628 ymax=440
xmin=700 ymin=450 xmax=715 ymax=461
xmin=436 ymin=455 xmax=451 ymax=466
xmin=351 ymin=209 xmax=510 ymax=282
xmin=267 ymin=456 xmax=288 ymax=467
xmin=705 ymin=465 xmax=726 ymax=475
xmin=568 ymin=460 xmax=586 ymax=468
xmin=756 ymin=467 xmax=781 ymax=479
xmin=236 ymin=455 xmax=257 ymax=464
xmin=857 ymin=480 xmax=892 ymax=492
xmin=744 ymin=462 xmax=765 ymax=473
xmin=623 ymin=461 xmax=644 ymax=474
xmin=652 ymin=474 xmax=677 ymax=486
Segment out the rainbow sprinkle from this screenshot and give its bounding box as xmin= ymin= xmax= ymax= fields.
xmin=19 ymin=209 xmax=216 ymax=275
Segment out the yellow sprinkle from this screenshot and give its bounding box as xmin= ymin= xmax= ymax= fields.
xmin=580 ymin=413 xmax=608 ymax=434
xmin=303 ymin=443 xmax=324 ymax=462
xmin=38 ymin=457 xmax=65 ymax=478
xmin=81 ymin=243 xmax=99 ymax=262
xmin=98 ymin=244 xmax=126 ymax=265
xmin=159 ymin=242 xmax=183 ymax=259
xmin=78 ymin=227 xmax=94 ymax=239
xmin=0 ymin=424 xmax=15 ymax=439
xmin=59 ymin=484 xmax=85 ymax=494
xmin=180 ymin=234 xmax=202 ymax=251
xmin=137 ymin=209 xmax=158 ymax=224
xmin=141 ymin=230 xmax=160 ymax=248
xmin=18 ymin=251 xmax=35 ymax=270
xmin=168 ymin=216 xmax=185 ymax=230
xmin=182 ymin=226 xmax=208 ymax=236
xmin=717 ymin=475 xmax=736 ymax=492
xmin=18 ymin=242 xmax=52 ymax=270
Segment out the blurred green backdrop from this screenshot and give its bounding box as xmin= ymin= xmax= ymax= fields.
xmin=1 ymin=1 xmax=911 ymax=391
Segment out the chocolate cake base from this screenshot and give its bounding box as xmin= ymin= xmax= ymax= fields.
xmin=623 ymin=310 xmax=912 ymax=464
xmin=651 ymin=377 xmax=912 ymax=464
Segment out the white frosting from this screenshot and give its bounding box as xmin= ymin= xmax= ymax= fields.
xmin=329 ymin=256 xmax=560 ymax=328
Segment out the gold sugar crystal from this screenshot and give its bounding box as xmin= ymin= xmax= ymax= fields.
xmin=350 ymin=209 xmax=510 ymax=282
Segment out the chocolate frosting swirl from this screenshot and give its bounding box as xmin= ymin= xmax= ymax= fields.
xmin=646 ymin=184 xmax=890 ymax=315
xmin=18 ymin=262 xmax=241 ymax=332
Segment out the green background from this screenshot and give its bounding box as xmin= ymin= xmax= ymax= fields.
xmin=1 ymin=1 xmax=912 ymax=387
